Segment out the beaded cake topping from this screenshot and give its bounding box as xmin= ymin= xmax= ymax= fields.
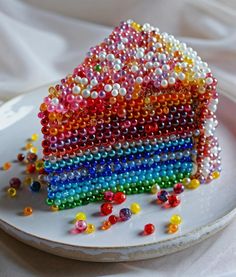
xmin=38 ymin=20 xmax=221 ymax=210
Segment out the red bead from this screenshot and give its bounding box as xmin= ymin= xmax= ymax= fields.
xmin=26 ymin=152 xmax=38 ymax=163
xmin=168 ymin=194 xmax=181 ymax=207
xmin=26 ymin=163 xmax=36 ymax=174
xmin=100 ymin=203 xmax=113 ymax=216
xmin=17 ymin=153 xmax=25 ymax=162
xmin=104 ymin=191 xmax=114 ymax=202
xmin=9 ymin=177 xmax=21 ymax=189
xmin=108 ymin=215 xmax=118 ymax=224
xmin=144 ymin=223 xmax=155 ymax=235
xmin=113 ymin=192 xmax=126 ymax=204
xmin=173 ymin=183 xmax=184 ymax=194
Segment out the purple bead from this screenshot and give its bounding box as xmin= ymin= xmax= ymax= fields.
xmin=157 ymin=190 xmax=169 ymax=203
xmin=119 ymin=208 xmax=132 ymax=221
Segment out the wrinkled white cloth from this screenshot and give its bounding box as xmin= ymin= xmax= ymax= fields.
xmin=0 ymin=0 xmax=236 ymax=276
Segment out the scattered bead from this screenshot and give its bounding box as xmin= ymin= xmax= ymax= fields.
xmin=119 ymin=208 xmax=132 ymax=221
xmin=173 ymin=183 xmax=184 ymax=194
xmin=17 ymin=153 xmax=25 ymax=162
xmin=26 ymin=152 xmax=38 ymax=163
xmin=75 ymin=212 xmax=87 ymax=221
xmin=130 ymin=202 xmax=141 ymax=214
xmin=35 ymin=160 xmax=44 ymax=171
xmin=9 ymin=177 xmax=21 ymax=189
xmin=23 ymin=207 xmax=33 ymax=216
xmin=168 ymin=194 xmax=181 ymax=207
xmin=75 ymin=220 xmax=87 ymax=232
xmin=26 ymin=163 xmax=36 ymax=173
xmin=31 ymin=133 xmax=39 ymax=141
xmin=3 ymin=162 xmax=12 ymax=171
xmin=170 ymin=214 xmax=182 ymax=225
xmin=101 ymin=220 xmax=112 ymax=230
xmin=85 ymin=223 xmax=96 ymax=234
xmin=7 ymin=187 xmax=16 ymax=197
xmin=108 ymin=215 xmax=118 ymax=225
xmin=144 ymin=223 xmax=155 ymax=235
xmin=25 ymin=142 xmax=33 ymax=150
xmin=157 ymin=190 xmax=169 ymax=203
xmin=30 ymin=181 xmax=41 ymax=192
xmin=23 ymin=176 xmax=33 ymax=186
xmin=30 ymin=146 xmax=38 ymax=154
xmin=100 ymin=203 xmax=113 ymax=215
xmin=113 ymin=192 xmax=126 ymax=204
xmin=167 ymin=223 xmax=179 ymax=234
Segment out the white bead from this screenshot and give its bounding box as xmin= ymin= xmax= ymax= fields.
xmin=113 ymin=83 xmax=120 ymax=90
xmin=111 ymin=89 xmax=119 ymax=97
xmin=91 ymin=79 xmax=98 ymax=86
xmin=114 ymin=64 xmax=121 ymax=71
xmin=178 ymin=73 xmax=185 ymax=81
xmin=158 ymin=53 xmax=166 ymax=60
xmin=143 ymin=23 xmax=151 ymax=32
xmin=153 ymin=62 xmax=160 ymax=68
xmin=155 ymin=68 xmax=162 ymax=75
xmin=91 ymin=91 xmax=98 ymax=99
xmin=162 ymin=64 xmax=170 ymax=71
xmin=72 ymin=86 xmax=81 ymax=94
xmin=168 ymin=77 xmax=176 ymax=85
xmin=145 ymin=62 xmax=153 ymax=69
xmin=121 ymin=37 xmax=128 ymax=43
xmin=51 ymin=98 xmax=59 ymax=105
xmin=155 ymin=42 xmax=162 ymax=48
xmin=74 ymin=76 xmax=81 ymax=83
xmin=99 ymin=52 xmax=106 ymax=61
xmin=136 ymin=51 xmax=144 ymax=59
xmin=87 ymin=85 xmax=93 ymax=90
xmin=119 ymin=88 xmax=127 ymax=96
xmin=117 ymin=43 xmax=125 ymax=50
xmin=161 ymin=79 xmax=168 ymax=88
xmin=104 ymin=84 xmax=112 ymax=92
xmin=80 ymin=78 xmax=88 ymax=85
xmin=206 ymin=77 xmax=213 ymax=85
xmin=136 ymin=77 xmax=143 ymax=84
xmin=131 ymin=65 xmax=139 ymax=72
xmin=107 ymin=54 xmax=115 ymax=62
xmin=82 ymin=89 xmax=90 ymax=98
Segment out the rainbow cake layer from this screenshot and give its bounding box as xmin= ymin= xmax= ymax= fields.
xmin=39 ymin=20 xmax=221 ymax=210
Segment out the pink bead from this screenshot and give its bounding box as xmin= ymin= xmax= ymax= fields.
xmin=104 ymin=191 xmax=114 ymax=202
xmin=75 ymin=220 xmax=87 ymax=232
xmin=44 ymin=97 xmax=51 ymax=104
xmin=56 ymin=104 xmax=64 ymax=113
xmin=48 ymin=104 xmax=55 ymax=112
xmin=66 ymin=94 xmax=75 ymax=103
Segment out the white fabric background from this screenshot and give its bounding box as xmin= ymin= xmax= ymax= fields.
xmin=0 ymin=0 xmax=236 ymax=276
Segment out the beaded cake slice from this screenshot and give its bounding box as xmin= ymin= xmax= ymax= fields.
xmin=39 ymin=20 xmax=221 ymax=210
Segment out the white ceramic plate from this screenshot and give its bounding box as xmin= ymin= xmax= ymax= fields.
xmin=0 ymin=86 xmax=235 ymax=262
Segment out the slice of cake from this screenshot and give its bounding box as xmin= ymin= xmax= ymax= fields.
xmin=39 ymin=20 xmax=221 ymax=210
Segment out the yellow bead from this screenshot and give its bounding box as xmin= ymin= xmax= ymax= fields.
xmin=182 ymin=177 xmax=191 ymax=187
xmin=3 ymin=162 xmax=12 ymax=170
xmin=51 ymin=205 xmax=59 ymax=212
xmin=23 ymin=207 xmax=33 ymax=216
xmin=7 ymin=187 xmax=16 ymax=197
xmin=167 ymin=223 xmax=179 ymax=234
xmin=31 ymin=133 xmax=39 ymax=141
xmin=212 ymin=171 xmax=220 ymax=179
xmin=151 ymin=184 xmax=161 ymax=194
xmin=35 ymin=160 xmax=44 ymax=171
xmin=85 ymin=223 xmax=96 ymax=234
xmin=23 ymin=176 xmax=33 ymax=186
xmin=25 ymin=142 xmax=33 ymax=150
xmin=130 ymin=202 xmax=141 ymax=214
xmin=170 ymin=214 xmax=182 ymax=225
xmin=30 ymin=146 xmax=38 ymax=154
xmin=188 ymin=179 xmax=200 ymax=189
xmin=75 ymin=212 xmax=86 ymax=221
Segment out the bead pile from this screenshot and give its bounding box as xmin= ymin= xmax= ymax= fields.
xmin=40 ymin=20 xmax=221 ymax=210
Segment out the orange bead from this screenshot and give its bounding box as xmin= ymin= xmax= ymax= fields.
xmin=23 ymin=207 xmax=33 ymax=216
xmin=3 ymin=162 xmax=12 ymax=170
xmin=101 ymin=221 xmax=112 ymax=230
xmin=167 ymin=223 xmax=179 ymax=234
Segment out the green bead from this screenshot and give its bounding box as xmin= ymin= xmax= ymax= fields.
xmin=94 ymin=64 xmax=102 ymax=72
xmin=46 ymin=198 xmax=53 ymax=206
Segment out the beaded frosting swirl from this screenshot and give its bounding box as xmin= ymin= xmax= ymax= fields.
xmin=39 ymin=20 xmax=221 ymax=210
